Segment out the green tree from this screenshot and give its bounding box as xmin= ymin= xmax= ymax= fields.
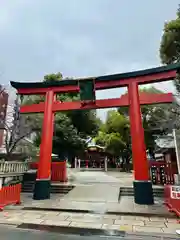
xmin=26 ymin=73 xmax=101 ymax=160
xmin=118 ymin=87 xmax=176 ymax=157
xmin=95 ymin=110 xmax=131 ymax=160
xmin=159 ymin=4 xmax=180 ymax=92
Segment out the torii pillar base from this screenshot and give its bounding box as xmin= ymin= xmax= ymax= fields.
xmin=33 ymin=179 xmax=51 ymax=200
xmin=133 ymin=181 xmax=154 ymax=205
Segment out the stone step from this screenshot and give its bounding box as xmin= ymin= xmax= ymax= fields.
xmin=23 ymin=183 xmax=73 ymax=189
xmin=22 ymin=182 xmax=74 ymax=194
xmin=22 ymin=188 xmax=73 ymax=193
xmin=120 ymin=187 xmax=164 ymax=197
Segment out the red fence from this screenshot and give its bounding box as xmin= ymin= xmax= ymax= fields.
xmin=51 ymin=162 xmax=67 ymax=182
xmin=164 ymin=184 xmax=180 ymax=217
xmin=30 ymin=162 xmax=38 ymax=170
xmin=29 ymin=161 xmax=67 ymax=182
xmin=0 ymin=184 xmax=21 ymax=211
xmin=149 ymin=161 xmax=174 ymax=185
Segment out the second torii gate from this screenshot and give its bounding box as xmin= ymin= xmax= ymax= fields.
xmin=11 ymin=63 xmax=180 ymax=205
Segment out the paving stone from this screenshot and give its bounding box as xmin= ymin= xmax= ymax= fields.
xmin=135 ymin=216 xmax=149 ymax=221
xmin=144 ymin=221 xmax=166 ymax=228
xmin=22 ymin=213 xmax=45 ymax=219
xmin=114 ymin=219 xmax=144 ymax=226
xmin=41 ymin=212 xmax=60 ymax=216
xmin=67 ymin=216 xmax=114 ymax=224
xmin=149 ymin=217 xmax=167 ymax=222
xmin=70 ymin=221 xmax=102 ymax=229
xmin=162 ymin=227 xmax=177 ymax=234
xmin=84 ymin=214 xmax=104 ymax=218
xmin=16 ymin=214 xmax=43 ymax=220
xmin=59 ymin=212 xmax=85 ymax=217
xmin=165 ymin=222 xmax=180 ymax=229
xmin=0 ymin=216 xmax=9 ymax=221
xmin=120 ymin=216 xmax=137 ymax=220
xmin=41 ymin=220 xmax=70 ymax=226
xmin=95 ymin=218 xmax=114 ymax=224
xmin=66 ymin=215 xmax=88 ymax=221
xmin=23 ymin=218 xmax=44 ymax=224
xmin=0 ymin=217 xmax=22 ymax=224
xmin=133 ymin=226 xmax=163 ymax=233
xmin=1 ymin=211 xmax=23 ymax=216
xmin=166 ymin=218 xmax=179 ymax=223
xmin=103 ymin=214 xmax=118 ymax=220
xmin=102 ymin=224 xmax=133 ymax=232
xmin=41 ymin=215 xmax=68 ymax=221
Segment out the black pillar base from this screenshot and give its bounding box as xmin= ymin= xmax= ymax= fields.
xmin=33 ymin=179 xmax=51 ymax=200
xmin=133 ymin=180 xmax=154 ymax=205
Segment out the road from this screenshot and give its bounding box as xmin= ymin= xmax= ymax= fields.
xmin=0 ymin=224 xmax=177 ymax=240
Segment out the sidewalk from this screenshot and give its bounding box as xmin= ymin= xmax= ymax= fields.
xmin=17 ymin=190 xmax=172 ymax=217
xmin=7 ymin=171 xmax=179 ymax=236
xmin=0 ymin=209 xmax=179 ymax=235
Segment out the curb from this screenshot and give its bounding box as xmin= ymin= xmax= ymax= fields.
xmin=17 ymin=223 xmax=126 ymax=236
xmin=22 ymin=207 xmax=177 ymax=219
xmin=17 ymin=223 xmax=177 ymax=238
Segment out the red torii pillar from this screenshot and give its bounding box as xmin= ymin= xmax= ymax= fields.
xmin=33 ymin=90 xmax=54 ymax=200
xmin=128 ymin=82 xmax=153 ymax=204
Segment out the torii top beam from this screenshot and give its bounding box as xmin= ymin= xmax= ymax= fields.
xmin=20 ymin=92 xmax=174 ymax=113
xmin=10 ymin=63 xmax=180 ymax=95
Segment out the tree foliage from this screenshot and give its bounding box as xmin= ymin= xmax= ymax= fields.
xmin=159 ymin=4 xmax=180 ymax=92
xmin=119 ymin=86 xmax=177 ymax=157
xmin=27 ymin=72 xmax=101 ymax=159
xmin=95 ymin=110 xmax=130 ymax=158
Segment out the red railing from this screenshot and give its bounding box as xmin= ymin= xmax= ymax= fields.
xmin=30 ymin=162 xmax=38 ymax=169
xmin=164 ymin=184 xmax=180 ymax=217
xmin=0 ymin=184 xmax=21 ymax=211
xmin=51 ymin=162 xmax=67 ymax=182
xmin=29 ymin=161 xmax=67 ymax=182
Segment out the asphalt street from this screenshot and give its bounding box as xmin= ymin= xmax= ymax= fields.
xmin=0 ymin=224 xmax=177 ymax=240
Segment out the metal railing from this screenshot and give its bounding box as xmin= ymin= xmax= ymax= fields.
xmin=0 ymin=162 xmax=29 ymax=174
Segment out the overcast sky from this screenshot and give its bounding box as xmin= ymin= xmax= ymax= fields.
xmin=0 ymin=0 xmax=179 ymax=119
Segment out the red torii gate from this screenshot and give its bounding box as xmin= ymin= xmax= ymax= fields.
xmin=11 ymin=63 xmax=180 ymax=205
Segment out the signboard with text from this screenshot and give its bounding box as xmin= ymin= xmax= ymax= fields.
xmin=171 ymin=186 xmax=180 ymax=199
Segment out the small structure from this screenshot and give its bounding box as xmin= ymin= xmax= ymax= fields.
xmin=149 ymin=134 xmax=178 ymax=185
xmin=85 ymin=142 xmax=106 ymax=169
xmin=155 ymin=134 xmax=178 ymax=175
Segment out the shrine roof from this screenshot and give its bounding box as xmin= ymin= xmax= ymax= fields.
xmin=10 ymin=62 xmax=180 ymax=90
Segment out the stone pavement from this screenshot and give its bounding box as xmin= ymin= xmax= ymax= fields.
xmin=18 ymin=170 xmax=168 ymax=216
xmin=69 ymin=170 xmax=132 ymax=185
xmin=6 ymin=171 xmax=177 ymax=236
xmin=16 ymin=193 xmax=172 ymax=217
xmin=68 ymin=170 xmax=164 ymax=189
xmin=0 ymin=209 xmax=179 ymax=235
xmin=63 ymin=184 xmax=120 ymax=202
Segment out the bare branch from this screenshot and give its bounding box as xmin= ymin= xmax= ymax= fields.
xmin=9 ymin=129 xmax=34 ymax=154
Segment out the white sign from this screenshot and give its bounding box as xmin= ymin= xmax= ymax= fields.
xmin=171 ymin=186 xmax=180 ymax=199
